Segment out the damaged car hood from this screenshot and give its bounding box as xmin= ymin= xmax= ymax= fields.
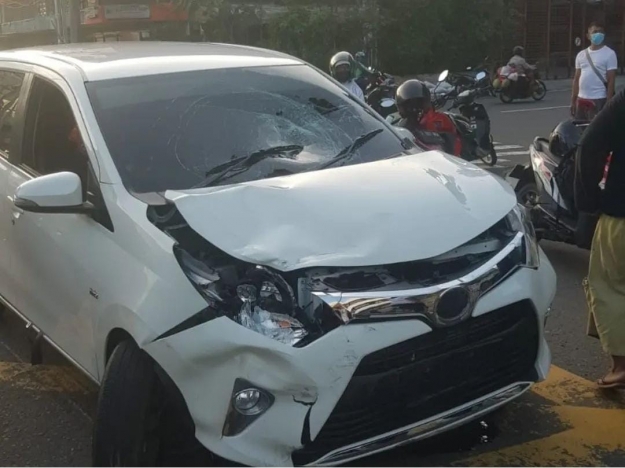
xmin=164 ymin=152 xmax=516 ymax=272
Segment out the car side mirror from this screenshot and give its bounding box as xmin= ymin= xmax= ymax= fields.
xmin=14 ymin=172 xmax=93 ymax=214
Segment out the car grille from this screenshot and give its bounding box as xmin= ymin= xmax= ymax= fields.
xmin=292 ymin=300 xmax=539 ymax=466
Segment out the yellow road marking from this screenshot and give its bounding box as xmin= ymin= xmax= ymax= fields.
xmin=532 ymin=365 xmax=625 ymax=408
xmin=463 ymin=365 xmax=625 ymax=466
xmin=0 ymin=361 xmax=95 ymax=394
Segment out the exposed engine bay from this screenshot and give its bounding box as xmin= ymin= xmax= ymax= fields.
xmin=148 ymin=203 xmax=519 ymax=346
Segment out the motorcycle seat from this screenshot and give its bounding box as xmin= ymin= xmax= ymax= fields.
xmin=533 ymin=136 xmax=565 ymax=165
xmin=533 ymin=137 xmax=550 ymax=154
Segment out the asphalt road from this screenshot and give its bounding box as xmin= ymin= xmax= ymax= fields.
xmin=0 ymin=80 xmax=624 ymax=466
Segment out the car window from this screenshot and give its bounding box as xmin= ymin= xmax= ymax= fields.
xmin=86 ymin=64 xmax=412 ymax=194
xmin=0 ymin=70 xmax=25 ymax=159
xmin=19 ymin=76 xmax=113 ymax=230
xmin=21 ymin=77 xmax=90 ymax=187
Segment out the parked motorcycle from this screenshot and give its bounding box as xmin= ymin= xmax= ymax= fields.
xmin=495 ymin=65 xmax=547 ymax=103
xmin=463 ymin=57 xmax=496 ymax=97
xmin=364 ymin=69 xmax=398 ymax=118
xmin=433 ymin=70 xmax=498 ymax=166
xmin=386 ymin=70 xmax=497 ymax=166
xmin=506 ymin=120 xmax=592 ymax=248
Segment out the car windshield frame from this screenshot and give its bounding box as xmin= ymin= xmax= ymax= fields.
xmin=85 ymin=63 xmax=416 ymax=194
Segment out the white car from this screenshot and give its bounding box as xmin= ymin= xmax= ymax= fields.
xmin=0 ymin=42 xmax=556 ymax=466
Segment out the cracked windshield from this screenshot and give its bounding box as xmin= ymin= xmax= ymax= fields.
xmin=86 ymin=66 xmax=408 ymax=193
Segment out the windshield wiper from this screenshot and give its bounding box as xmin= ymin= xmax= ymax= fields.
xmin=316 ymin=129 xmax=384 ymax=171
xmin=193 ymin=145 xmax=304 ymax=189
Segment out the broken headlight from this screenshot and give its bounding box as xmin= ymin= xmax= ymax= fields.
xmin=234 ymin=269 xmax=308 ymax=346
xmin=506 ymin=204 xmax=540 ymax=269
xmin=176 ymin=250 xmax=308 ymax=346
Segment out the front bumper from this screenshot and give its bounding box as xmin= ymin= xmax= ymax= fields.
xmin=144 ymin=248 xmax=556 ymax=467
xmin=309 ymin=382 xmax=531 ymax=466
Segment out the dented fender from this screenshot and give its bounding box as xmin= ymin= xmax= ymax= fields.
xmin=143 ymin=316 xmax=432 ymax=466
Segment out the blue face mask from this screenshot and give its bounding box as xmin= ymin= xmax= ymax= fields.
xmin=591 ymin=32 xmax=605 ymax=46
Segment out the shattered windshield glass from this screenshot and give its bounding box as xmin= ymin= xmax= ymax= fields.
xmin=86 ymin=64 xmax=412 ymax=193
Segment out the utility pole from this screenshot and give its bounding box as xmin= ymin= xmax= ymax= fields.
xmin=54 ymin=0 xmax=64 ymax=43
xmin=68 ymin=0 xmax=81 ymax=43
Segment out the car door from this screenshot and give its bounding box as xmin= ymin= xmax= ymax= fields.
xmin=5 ymin=72 xmax=112 ymax=377
xmin=0 ymin=68 xmax=29 ymax=309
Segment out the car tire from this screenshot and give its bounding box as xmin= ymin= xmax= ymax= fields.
xmin=92 ymin=340 xmax=161 ymax=467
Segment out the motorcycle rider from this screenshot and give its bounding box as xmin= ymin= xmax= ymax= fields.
xmin=507 ymin=46 xmax=536 ymax=95
xmin=329 ymin=51 xmax=365 ymax=100
xmin=395 ymin=79 xmax=462 ymax=156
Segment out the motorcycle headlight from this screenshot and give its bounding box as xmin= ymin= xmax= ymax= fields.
xmin=505 ymin=204 xmax=540 ymax=269
xmin=176 ymin=249 xmax=308 ymax=346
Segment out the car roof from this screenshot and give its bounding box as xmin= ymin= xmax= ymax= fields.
xmin=0 ymin=42 xmax=305 ymax=81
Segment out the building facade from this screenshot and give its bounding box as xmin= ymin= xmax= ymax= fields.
xmin=0 ymin=0 xmax=190 ymax=48
xmin=518 ymin=0 xmax=625 ymax=78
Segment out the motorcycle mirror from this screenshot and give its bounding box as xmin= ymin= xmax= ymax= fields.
xmin=380 ymin=98 xmax=395 ymax=108
xmin=438 ymin=70 xmax=449 ymax=82
xmin=466 ymin=66 xmax=472 ymax=70
xmin=476 ymin=71 xmax=486 ymax=81
xmin=575 ymin=37 xmax=582 ymax=47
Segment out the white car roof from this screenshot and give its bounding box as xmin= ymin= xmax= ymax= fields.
xmin=0 ymin=42 xmax=304 ymax=81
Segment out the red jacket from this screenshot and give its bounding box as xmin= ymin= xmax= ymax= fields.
xmin=420 ymin=109 xmax=462 ymax=156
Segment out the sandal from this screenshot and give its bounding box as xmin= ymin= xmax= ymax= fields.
xmin=597 ymin=377 xmax=625 ymax=389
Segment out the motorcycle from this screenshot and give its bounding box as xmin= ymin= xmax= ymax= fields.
xmin=495 ymin=65 xmax=547 ymax=103
xmin=364 ymin=69 xmax=398 ymax=118
xmin=506 ymin=120 xmax=593 ymax=248
xmin=386 ymin=70 xmax=497 ymax=166
xmin=433 ymin=70 xmax=497 ymax=166
xmin=463 ymin=57 xmax=496 ymax=97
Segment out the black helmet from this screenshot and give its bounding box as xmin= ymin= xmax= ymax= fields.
xmin=549 ymin=120 xmax=583 ymax=157
xmin=513 ymin=46 xmax=525 ymax=57
xmin=330 ymin=51 xmax=355 ymax=82
xmin=396 ymin=79 xmax=431 ymax=119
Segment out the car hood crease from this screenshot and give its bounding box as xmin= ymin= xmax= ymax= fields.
xmin=164 ymin=152 xmax=516 ymax=272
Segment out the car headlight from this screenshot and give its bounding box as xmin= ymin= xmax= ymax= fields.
xmin=176 ymin=249 xmax=308 ymax=346
xmin=505 ymin=204 xmax=540 ymax=269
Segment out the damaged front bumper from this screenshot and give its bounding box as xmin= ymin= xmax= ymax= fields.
xmin=144 ymin=247 xmax=555 ymax=467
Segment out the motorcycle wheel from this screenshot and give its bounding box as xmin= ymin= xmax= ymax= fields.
xmin=478 ymin=135 xmax=497 ymax=166
xmin=487 ymin=135 xmax=498 ymax=166
xmin=532 ymin=80 xmax=547 ymax=101
xmin=516 ymin=181 xmax=539 ymax=207
xmin=499 ymin=90 xmax=513 ymax=104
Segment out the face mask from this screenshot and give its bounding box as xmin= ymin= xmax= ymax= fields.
xmin=590 ymin=32 xmax=605 ymax=46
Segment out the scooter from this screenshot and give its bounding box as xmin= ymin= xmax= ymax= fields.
xmin=505 ymin=120 xmax=593 ymax=248
xmin=365 ymin=69 xmax=398 ymax=118
xmin=386 ymin=70 xmax=497 ymax=166
xmin=434 ymin=70 xmax=498 ymax=166
xmin=495 ymin=65 xmax=547 ymax=104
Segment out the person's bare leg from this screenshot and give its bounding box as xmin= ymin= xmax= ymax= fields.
xmin=599 ymin=355 xmax=625 ymax=387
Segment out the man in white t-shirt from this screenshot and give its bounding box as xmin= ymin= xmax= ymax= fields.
xmin=572 ymin=21 xmax=618 ymax=120
xmin=329 ymin=51 xmax=365 ymax=101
